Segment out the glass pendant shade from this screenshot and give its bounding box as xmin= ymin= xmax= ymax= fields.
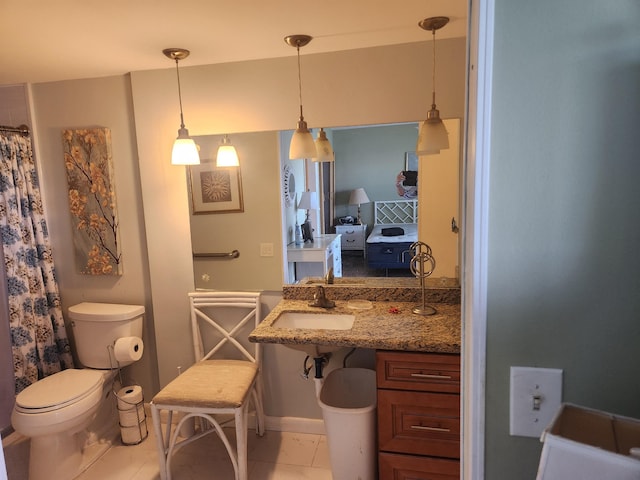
xmin=289 ymin=118 xmax=317 ymax=159
xmin=314 ymin=128 xmax=334 ymax=162
xmin=416 ymin=108 xmax=449 ymax=155
xmin=216 ymin=135 xmax=239 ymax=166
xmin=171 ymin=127 xmax=200 ymax=165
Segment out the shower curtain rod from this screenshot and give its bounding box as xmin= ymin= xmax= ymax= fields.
xmin=0 ymin=124 xmax=30 ymax=135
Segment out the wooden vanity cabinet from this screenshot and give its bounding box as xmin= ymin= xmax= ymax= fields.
xmin=376 ymin=350 xmax=461 ymax=479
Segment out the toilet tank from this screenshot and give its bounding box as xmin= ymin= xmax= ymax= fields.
xmin=68 ymin=302 xmax=145 ymax=369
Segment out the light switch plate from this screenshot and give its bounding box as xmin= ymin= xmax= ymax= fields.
xmin=260 ymin=243 xmax=274 ymax=257
xmin=510 ymin=366 xmax=563 ymax=438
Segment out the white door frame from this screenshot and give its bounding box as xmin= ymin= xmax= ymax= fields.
xmin=462 ymin=0 xmax=494 ymax=478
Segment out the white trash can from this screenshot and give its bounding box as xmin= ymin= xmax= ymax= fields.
xmin=318 ymin=368 xmax=377 ymax=480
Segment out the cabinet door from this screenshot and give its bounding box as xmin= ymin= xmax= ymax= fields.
xmin=378 ymin=389 xmax=460 ymax=458
xmin=379 ymin=452 xmax=459 ymax=480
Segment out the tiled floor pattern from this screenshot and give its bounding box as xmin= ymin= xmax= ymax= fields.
xmin=4 ymin=425 xmax=332 ymax=480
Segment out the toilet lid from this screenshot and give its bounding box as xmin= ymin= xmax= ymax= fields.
xmin=15 ymin=369 xmax=103 ymax=411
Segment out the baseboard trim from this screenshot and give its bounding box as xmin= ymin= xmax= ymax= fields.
xmin=148 ymin=403 xmax=326 ymax=435
xmin=260 ymin=415 xmax=326 ymax=435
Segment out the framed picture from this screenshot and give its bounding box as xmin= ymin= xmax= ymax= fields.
xmin=404 ymin=151 xmax=419 ymax=171
xmin=189 ymin=162 xmax=244 ymax=214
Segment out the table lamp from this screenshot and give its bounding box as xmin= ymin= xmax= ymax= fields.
xmin=349 ymin=188 xmax=370 ymax=225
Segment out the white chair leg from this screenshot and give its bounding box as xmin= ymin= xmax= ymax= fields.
xmin=235 ymin=406 xmax=249 ymax=480
xmin=252 ymin=385 xmax=265 ymax=436
xmin=150 ymin=404 xmax=169 ymax=480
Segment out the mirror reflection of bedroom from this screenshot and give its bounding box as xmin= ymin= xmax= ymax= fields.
xmin=283 ymin=119 xmax=460 ymax=284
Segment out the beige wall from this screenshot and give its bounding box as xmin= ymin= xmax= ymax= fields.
xmin=30 ymin=76 xmax=158 ymax=397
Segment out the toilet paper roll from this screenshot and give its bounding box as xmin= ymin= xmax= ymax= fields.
xmin=117 ymin=385 xmax=146 ymax=427
xmin=117 ymin=385 xmax=143 ymax=409
xmin=113 ymin=336 xmax=144 ymax=364
xmin=121 ymin=421 xmax=148 ymax=445
xmin=119 ymin=403 xmax=145 ymax=427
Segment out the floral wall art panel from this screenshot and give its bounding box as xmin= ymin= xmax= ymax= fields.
xmin=62 ymin=127 xmax=122 ymax=275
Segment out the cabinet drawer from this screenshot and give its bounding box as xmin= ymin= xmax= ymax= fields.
xmin=378 ymin=389 xmax=460 ymax=458
xmin=379 ymin=452 xmax=459 ymax=480
xmin=376 ymin=351 xmax=460 ymax=394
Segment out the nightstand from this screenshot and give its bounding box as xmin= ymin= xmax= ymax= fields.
xmin=335 ymin=223 xmax=367 ymax=256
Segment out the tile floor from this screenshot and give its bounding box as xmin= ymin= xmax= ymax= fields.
xmin=4 ymin=424 xmax=332 ymax=480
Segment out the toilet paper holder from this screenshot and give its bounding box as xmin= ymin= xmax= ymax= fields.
xmin=115 ymin=384 xmax=148 ymax=445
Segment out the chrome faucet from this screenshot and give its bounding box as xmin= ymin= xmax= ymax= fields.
xmin=325 ymin=267 xmax=334 ymax=285
xmin=309 ymin=285 xmax=335 ymax=309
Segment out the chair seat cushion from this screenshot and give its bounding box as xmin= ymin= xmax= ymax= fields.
xmin=152 ymin=360 xmax=258 ymax=409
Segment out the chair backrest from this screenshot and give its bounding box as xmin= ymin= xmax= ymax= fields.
xmin=188 ymin=291 xmax=262 ymax=365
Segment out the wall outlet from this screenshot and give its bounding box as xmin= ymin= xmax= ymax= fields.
xmin=260 ymin=243 xmax=274 ymax=257
xmin=510 ymin=366 xmax=563 ymax=438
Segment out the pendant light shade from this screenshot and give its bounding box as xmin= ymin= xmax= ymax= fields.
xmin=216 ymin=135 xmax=240 ymax=167
xmin=163 ymin=48 xmax=200 ymax=165
xmin=416 ymin=17 xmax=450 ymax=155
xmin=172 ymin=130 xmax=200 ymax=165
xmin=417 ymin=112 xmax=449 ymax=154
xmin=314 ymin=128 xmax=334 ymax=162
xmin=289 ymin=119 xmax=317 ymax=160
xmin=285 ymin=34 xmax=318 ymax=160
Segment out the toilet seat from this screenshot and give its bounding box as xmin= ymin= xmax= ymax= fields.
xmin=15 ymin=369 xmax=104 ymax=413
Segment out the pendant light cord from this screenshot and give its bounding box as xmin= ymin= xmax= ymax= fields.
xmin=174 ymin=58 xmax=186 ymax=129
xmin=431 ymin=28 xmax=437 ymax=108
xmin=296 ymin=44 xmax=304 ymax=119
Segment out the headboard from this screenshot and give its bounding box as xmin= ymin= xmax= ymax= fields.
xmin=374 ymin=200 xmax=418 ymax=225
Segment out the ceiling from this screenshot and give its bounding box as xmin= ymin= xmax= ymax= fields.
xmin=0 ymin=0 xmax=467 ymax=86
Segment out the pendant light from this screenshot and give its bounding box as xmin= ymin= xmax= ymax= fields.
xmin=416 ymin=17 xmax=450 ymax=155
xmin=314 ymin=128 xmax=334 ymax=162
xmin=285 ymin=34 xmax=317 ymax=160
xmin=216 ymin=135 xmax=240 ymax=167
xmin=163 ymin=48 xmax=200 ymax=165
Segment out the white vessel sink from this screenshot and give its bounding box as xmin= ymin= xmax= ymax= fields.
xmin=273 ymin=312 xmax=355 ymax=330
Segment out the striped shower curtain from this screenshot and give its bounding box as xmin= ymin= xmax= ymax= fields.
xmin=0 ymin=130 xmax=74 ymax=394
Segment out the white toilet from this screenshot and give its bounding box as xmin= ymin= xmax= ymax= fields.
xmin=11 ymin=302 xmax=145 ymax=480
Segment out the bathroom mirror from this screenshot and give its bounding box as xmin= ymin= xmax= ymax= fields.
xmin=189 ymin=122 xmax=460 ymax=288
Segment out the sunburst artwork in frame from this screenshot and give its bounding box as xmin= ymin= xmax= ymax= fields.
xmin=189 ymin=161 xmax=244 ymax=214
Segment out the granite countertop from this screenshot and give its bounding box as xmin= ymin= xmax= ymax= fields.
xmin=249 ymin=298 xmax=461 ymax=354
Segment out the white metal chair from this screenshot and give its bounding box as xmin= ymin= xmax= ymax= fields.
xmin=150 ymin=291 xmax=265 ymax=480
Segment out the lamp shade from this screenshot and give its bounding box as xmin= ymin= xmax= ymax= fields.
xmin=298 ymin=191 xmax=319 ymax=210
xmin=313 ymin=128 xmax=334 ymax=162
xmin=416 ymin=117 xmax=449 ymax=155
xmin=349 ymin=188 xmax=370 ymax=206
xmin=289 ymin=119 xmax=317 ymax=159
xmin=216 ymin=135 xmax=239 ymax=167
xmin=171 ymin=128 xmax=200 ymax=165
